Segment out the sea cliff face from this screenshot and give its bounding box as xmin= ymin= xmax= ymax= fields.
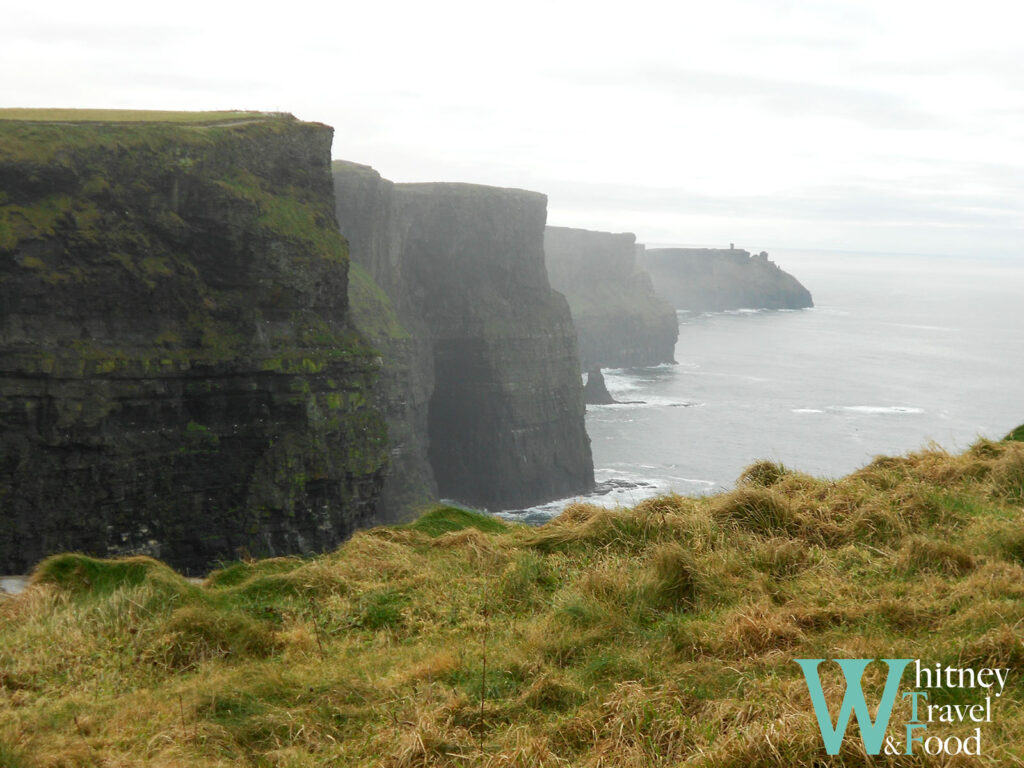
xmin=333 ymin=162 xmax=437 ymax=522
xmin=544 ymin=226 xmax=678 ymax=370
xmin=0 ymin=112 xmax=389 ymax=573
xmin=639 ymin=247 xmax=813 ymax=312
xmin=334 ymin=164 xmax=595 ymax=510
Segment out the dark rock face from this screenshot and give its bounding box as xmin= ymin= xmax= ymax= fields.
xmin=0 ymin=116 xmax=389 ymax=574
xmin=544 ymin=226 xmax=678 ymax=370
xmin=333 ymin=162 xmax=437 ymax=522
xmin=583 ymin=368 xmax=616 ymax=405
xmin=333 ymin=164 xmax=594 ymax=511
xmin=639 ymin=247 xmax=813 ymax=312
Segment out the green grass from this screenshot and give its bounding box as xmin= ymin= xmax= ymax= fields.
xmin=1006 ymin=424 xmax=1024 ymax=442
xmin=0 ymin=109 xmax=285 ymax=124
xmin=216 ymin=169 xmax=347 ymax=264
xmin=32 ymin=553 xmax=183 ymax=597
xmin=402 ymin=505 xmax=509 ymax=537
xmin=0 ymin=740 xmax=32 ymax=768
xmin=4 ymin=437 xmax=1024 ymax=765
xmin=347 ymin=261 xmax=410 ymax=340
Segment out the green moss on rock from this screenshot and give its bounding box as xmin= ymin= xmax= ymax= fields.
xmin=347 ymin=262 xmax=409 ymax=340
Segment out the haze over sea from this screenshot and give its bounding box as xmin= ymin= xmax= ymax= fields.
xmin=506 ymin=249 xmax=1024 ymax=523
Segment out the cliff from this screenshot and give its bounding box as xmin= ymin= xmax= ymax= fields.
xmin=334 ymin=163 xmax=594 ymax=510
xmin=0 ymin=110 xmax=389 ymax=573
xmin=639 ymin=247 xmax=813 ymax=311
xmin=333 ymin=162 xmax=437 ymax=522
xmin=544 ymin=226 xmax=678 ymax=369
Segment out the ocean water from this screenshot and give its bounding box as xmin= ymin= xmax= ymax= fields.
xmin=501 ymin=250 xmax=1024 ymax=523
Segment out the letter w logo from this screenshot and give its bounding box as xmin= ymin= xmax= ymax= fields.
xmin=795 ymin=658 xmax=911 ymax=755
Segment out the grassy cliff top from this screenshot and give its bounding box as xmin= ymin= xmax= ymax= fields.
xmin=0 ymin=109 xmax=323 ymax=169
xmin=0 ymin=108 xmax=293 ymax=124
xmin=2 ymin=433 xmax=1024 ymax=766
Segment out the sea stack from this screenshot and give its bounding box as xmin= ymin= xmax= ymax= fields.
xmin=583 ymin=368 xmax=616 ymax=405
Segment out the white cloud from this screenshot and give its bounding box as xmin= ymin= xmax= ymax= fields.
xmin=3 ymin=0 xmax=1022 ymax=256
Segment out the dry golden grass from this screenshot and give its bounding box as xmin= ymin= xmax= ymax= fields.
xmin=3 ymin=440 xmax=1024 ymax=766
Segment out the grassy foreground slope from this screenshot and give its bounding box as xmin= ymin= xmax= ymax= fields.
xmin=2 ymin=436 xmax=1024 ymax=767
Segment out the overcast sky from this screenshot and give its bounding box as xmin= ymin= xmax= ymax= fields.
xmin=4 ymin=0 xmax=1022 ymax=257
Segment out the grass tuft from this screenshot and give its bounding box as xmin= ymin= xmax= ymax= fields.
xmin=354 ymin=588 xmax=407 ymax=630
xmin=1003 ymin=423 xmax=1024 ymax=443
xmin=988 ymin=445 xmax=1024 ymax=501
xmin=204 ymin=557 xmax=305 ymax=589
xmin=31 ymin=553 xmax=188 ymax=597
xmin=518 ymin=673 xmax=584 ymax=712
xmin=991 ymin=525 xmax=1024 ymax=564
xmin=403 ymin=505 xmax=507 ymax=537
xmin=142 ymin=604 xmax=280 ymax=670
xmin=0 ymin=741 xmax=33 ymax=768
xmin=737 ymin=460 xmax=790 ymax=487
xmin=647 ymin=542 xmax=706 ymax=610
xmin=896 ymin=535 xmax=976 ymax=576
xmin=712 ymin=486 xmax=794 ymax=535
xmin=960 ymin=625 xmax=1024 ymax=669
xmin=749 ymin=537 xmax=808 ymax=578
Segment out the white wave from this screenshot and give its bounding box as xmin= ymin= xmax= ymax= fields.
xmin=883 ymin=322 xmax=958 ymax=332
xmin=0 ymin=577 xmax=28 ymax=595
xmin=827 ymin=405 xmax=925 ymax=415
xmin=792 ymin=408 xmax=825 ymax=414
xmin=661 ymin=475 xmax=717 ymax=487
xmin=588 ymin=398 xmax=702 ymax=410
xmin=603 ymin=361 xmax=677 ymax=374
xmin=495 ymin=468 xmax=718 ymax=524
xmin=600 ymin=371 xmax=643 ymax=393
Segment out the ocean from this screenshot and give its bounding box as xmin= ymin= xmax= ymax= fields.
xmin=502 ymin=249 xmax=1024 ymax=523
